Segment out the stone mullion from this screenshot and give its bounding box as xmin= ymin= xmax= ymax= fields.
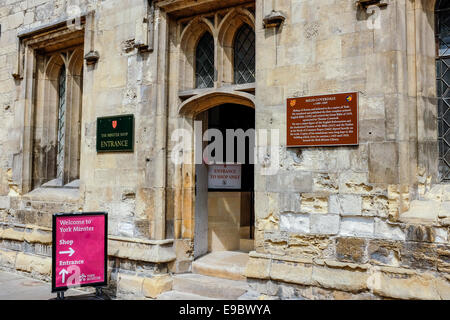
xmin=65 ymin=60 xmax=76 ymax=185
xmin=214 ymin=27 xmax=219 ymax=89
xmin=153 ymin=8 xmax=168 ymax=240
xmin=20 ymin=45 xmax=36 ymax=194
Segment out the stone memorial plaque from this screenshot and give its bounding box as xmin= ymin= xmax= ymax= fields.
xmin=287 ymin=92 xmax=358 ymax=147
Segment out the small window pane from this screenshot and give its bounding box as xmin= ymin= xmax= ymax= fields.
xmin=195 ymin=32 xmax=214 ymax=89
xmin=234 ymin=24 xmax=255 ymax=84
xmin=437 ymin=0 xmax=450 ymax=11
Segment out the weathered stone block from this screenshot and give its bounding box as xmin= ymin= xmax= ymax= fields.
xmin=438 ymin=201 xmax=450 ymax=218
xmin=0 ymin=249 xmax=17 ymax=268
xmin=23 ymin=228 xmax=52 ymax=244
xmin=362 ymin=195 xmax=389 ymax=217
xmin=15 ymin=252 xmax=51 ymax=276
xmin=142 ymin=275 xmax=172 ymax=298
xmin=312 ymin=265 xmax=368 ymax=293
xmin=340 ymin=217 xmax=374 ymax=237
xmin=405 ymin=224 xmax=435 ymax=242
xmin=435 ymin=277 xmax=450 ymax=300
xmin=286 ymin=234 xmax=333 ymax=259
xmin=434 ymin=227 xmax=448 ymax=243
xmin=310 ymin=214 xmax=340 ymax=235
xmin=0 ymin=196 xmax=10 ymax=209
xmin=368 ymin=240 xmax=401 ymax=266
xmin=247 ymin=279 xmax=280 ymax=297
xmin=437 ymin=244 xmax=450 ymax=273
xmin=374 ymin=219 xmax=405 ymax=241
xmin=245 ymin=257 xmax=271 ymax=279
xmin=245 ymin=257 xmax=271 ymax=280
xmin=278 ymin=193 xmax=301 ymax=213
xmin=266 ymin=172 xmax=313 ymax=193
xmin=400 ymin=242 xmax=437 ymax=270
xmin=338 ymin=171 xmax=372 ymax=194
xmin=313 ymin=173 xmax=338 ymax=193
xmin=368 ymin=270 xmax=442 ymax=300
xmin=108 ymin=238 xmax=176 ymax=263
xmin=336 ymin=237 xmax=366 ymax=263
xmin=280 ymin=213 xmax=310 ymax=234
xmin=300 ymin=193 xmax=328 ymax=214
xmin=7 ymin=11 xmax=24 ymax=30
xmin=269 ymin=260 xmax=313 ymax=286
xmin=117 ymin=273 xmax=144 ymax=296
xmin=359 ymin=119 xmax=386 ymax=142
xmin=329 ymin=194 xmax=362 ymax=215
xmin=0 ymin=227 xmax=24 ymax=241
xmin=368 ymin=142 xmax=399 ymax=184
xmin=264 ymin=233 xmax=288 ymax=256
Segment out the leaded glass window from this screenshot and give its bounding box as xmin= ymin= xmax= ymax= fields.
xmin=195 ymin=32 xmax=215 ymax=89
xmin=437 ymin=1 xmax=450 ymax=180
xmin=56 ymin=66 xmax=66 ymax=181
xmin=234 ymin=24 xmax=255 ymax=84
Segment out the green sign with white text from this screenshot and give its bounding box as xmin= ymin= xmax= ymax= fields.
xmin=96 ymin=115 xmax=134 ymax=152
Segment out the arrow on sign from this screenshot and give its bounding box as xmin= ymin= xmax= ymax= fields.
xmin=59 ymin=247 xmax=75 ymax=257
xmin=59 ymin=269 xmax=69 ymax=284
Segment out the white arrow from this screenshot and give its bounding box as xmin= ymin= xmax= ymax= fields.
xmin=59 ymin=247 xmax=75 ymax=257
xmin=59 ymin=269 xmax=69 ymax=284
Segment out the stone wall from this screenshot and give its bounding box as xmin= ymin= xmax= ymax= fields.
xmin=0 ymin=0 xmax=448 ymax=300
xmin=0 ymin=0 xmax=175 ymax=298
xmin=247 ymin=0 xmax=450 ymax=299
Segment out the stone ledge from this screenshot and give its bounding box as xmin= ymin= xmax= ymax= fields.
xmin=312 ymin=265 xmax=368 ymax=293
xmin=367 ymin=269 xmax=450 ymax=300
xmin=0 ymin=224 xmax=52 ymax=244
xmin=0 ymin=224 xmax=176 ymax=248
xmin=317 ymin=259 xmax=371 ymax=271
xmin=22 ymin=187 xmax=80 ymax=202
xmin=0 ymin=223 xmax=52 ymax=232
xmin=108 ymin=239 xmax=176 ymax=263
xmin=108 ymin=235 xmax=173 ymax=246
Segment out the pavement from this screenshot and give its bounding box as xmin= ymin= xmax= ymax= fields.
xmin=0 ymin=270 xmax=90 ymax=300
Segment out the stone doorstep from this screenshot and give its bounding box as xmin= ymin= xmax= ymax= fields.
xmin=172 ymin=273 xmax=250 ymax=299
xmin=192 ymin=251 xmax=249 ymax=281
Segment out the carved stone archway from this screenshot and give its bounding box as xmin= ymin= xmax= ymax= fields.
xmin=162 ymin=0 xmax=256 ymax=270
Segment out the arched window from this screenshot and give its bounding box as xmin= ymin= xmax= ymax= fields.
xmin=195 ymin=32 xmax=215 ymax=88
xmin=56 ymin=65 xmax=67 ymax=181
xmin=234 ymin=24 xmax=255 ymax=84
xmin=436 ymin=0 xmax=450 ymax=180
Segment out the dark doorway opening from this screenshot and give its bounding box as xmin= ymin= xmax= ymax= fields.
xmin=194 ymin=103 xmax=255 ymax=256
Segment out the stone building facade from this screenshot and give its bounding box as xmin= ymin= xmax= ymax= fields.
xmin=0 ymin=0 xmax=449 ymax=299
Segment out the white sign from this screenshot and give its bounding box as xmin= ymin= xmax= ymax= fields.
xmin=208 ymin=164 xmax=242 ymax=190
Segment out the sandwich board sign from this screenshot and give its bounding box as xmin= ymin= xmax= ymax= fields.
xmin=52 ymin=212 xmax=108 ymax=295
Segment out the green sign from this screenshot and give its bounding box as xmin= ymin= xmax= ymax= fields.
xmin=96 ymin=115 xmax=134 ymax=152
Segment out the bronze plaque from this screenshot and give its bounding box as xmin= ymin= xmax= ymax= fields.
xmin=287 ymin=92 xmax=358 ymax=147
